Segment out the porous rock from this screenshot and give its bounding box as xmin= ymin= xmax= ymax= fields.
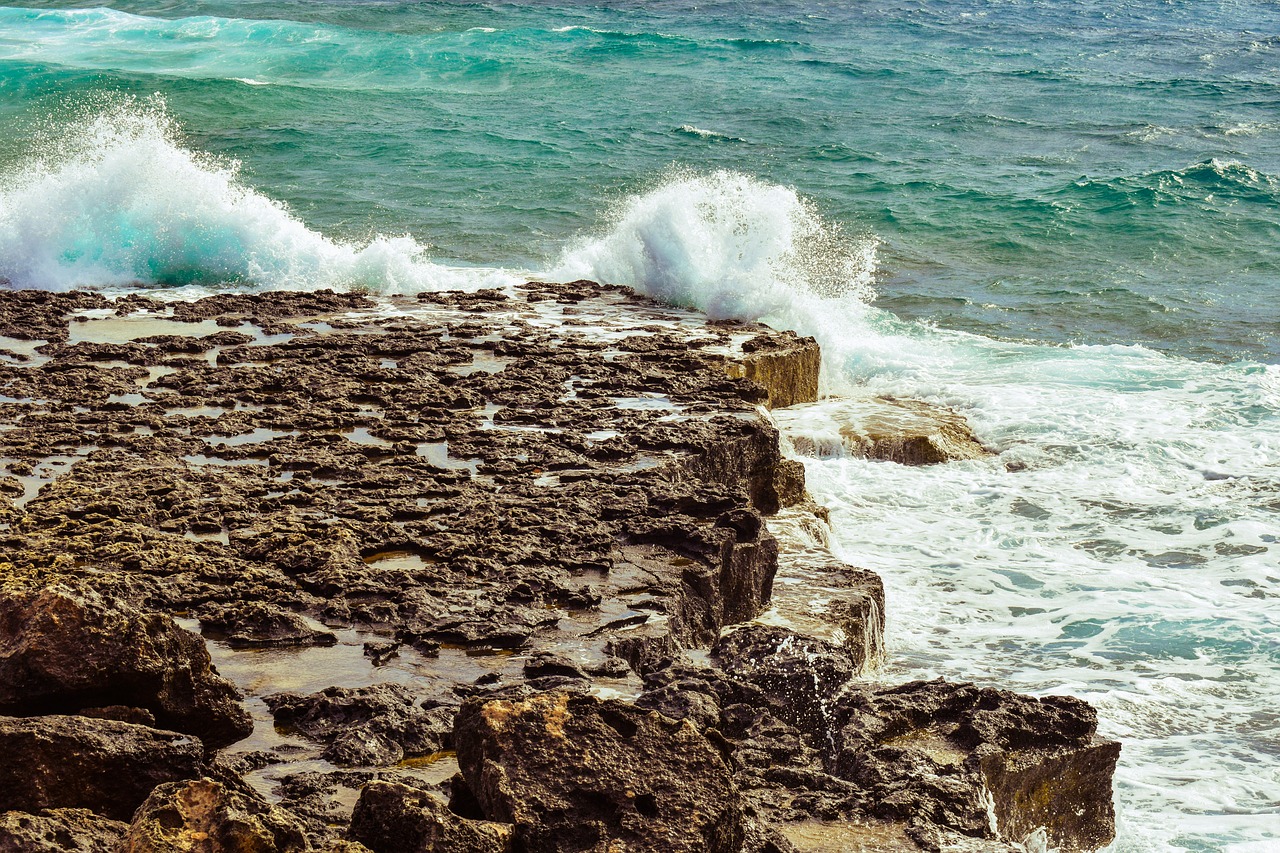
xmin=0 ymin=585 xmax=252 ymax=748
xmin=0 ymin=714 xmax=202 ymax=821
xmin=122 ymin=777 xmax=309 ymax=853
xmin=0 ymin=808 xmax=128 ymax=853
xmin=349 ymin=781 xmax=513 ymax=853
xmin=264 ymin=684 xmax=453 ymax=767
xmin=455 ymin=690 xmax=743 ymax=853
xmin=198 ymin=601 xmax=338 ymax=648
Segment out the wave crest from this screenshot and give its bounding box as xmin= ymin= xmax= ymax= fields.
xmin=0 ymin=97 xmax=506 ymax=293
xmin=553 ymin=169 xmax=876 ymax=324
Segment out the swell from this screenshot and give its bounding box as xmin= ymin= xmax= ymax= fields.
xmin=0 ymin=97 xmax=510 ymax=293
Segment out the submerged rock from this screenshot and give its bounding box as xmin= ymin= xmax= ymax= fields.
xmin=0 ymin=585 xmax=252 ymax=749
xmin=454 ymin=690 xmax=743 ymax=853
xmin=782 ymin=396 xmax=991 ymax=465
xmin=0 ymin=715 xmax=202 ymax=821
xmin=122 ymin=777 xmax=309 ymax=853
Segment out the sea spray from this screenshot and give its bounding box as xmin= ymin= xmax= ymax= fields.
xmin=0 ymin=98 xmax=511 ymax=294
xmin=554 ymin=169 xmax=878 ymax=380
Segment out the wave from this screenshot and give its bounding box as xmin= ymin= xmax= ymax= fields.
xmin=0 ymin=98 xmax=508 ymax=293
xmin=674 ymin=125 xmax=746 ymax=143
xmin=552 ymin=169 xmax=877 ymax=351
xmin=1057 ymin=159 xmax=1280 ymax=210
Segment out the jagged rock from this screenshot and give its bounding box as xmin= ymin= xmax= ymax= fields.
xmin=831 ymin=679 xmax=1119 ymax=851
xmin=0 ymin=585 xmax=252 ymax=748
xmin=719 ymin=333 xmax=821 ymax=410
xmin=264 ymin=684 xmax=453 ymax=767
xmin=713 ymin=625 xmax=854 ymax=742
xmin=455 ymin=691 xmax=743 ymax=853
xmin=0 ymin=715 xmax=202 ymax=821
xmin=122 ymin=777 xmax=309 ymax=852
xmin=781 ymin=396 xmax=990 ymax=465
xmin=349 ymin=781 xmax=513 ymax=853
xmin=0 ymin=808 xmax=128 ymax=853
xmin=198 ymin=601 xmax=338 ymax=648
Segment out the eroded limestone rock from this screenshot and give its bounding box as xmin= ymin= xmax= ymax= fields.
xmin=0 ymin=808 xmax=128 ymax=853
xmin=349 ymin=781 xmax=513 ymax=853
xmin=455 ymin=691 xmax=743 ymax=853
xmin=0 ymin=715 xmax=202 ymax=821
xmin=122 ymin=777 xmax=309 ymax=853
xmin=0 ymin=585 xmax=252 ymax=748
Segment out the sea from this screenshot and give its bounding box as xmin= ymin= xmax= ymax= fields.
xmin=0 ymin=1 xmax=1277 ymax=849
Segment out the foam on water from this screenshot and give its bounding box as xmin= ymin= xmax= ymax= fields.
xmin=562 ymin=176 xmax=1280 ymax=850
xmin=555 ymin=169 xmax=876 ymax=346
xmin=0 ymin=99 xmax=514 ymax=294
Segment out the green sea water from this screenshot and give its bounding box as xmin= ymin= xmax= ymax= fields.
xmin=1 ymin=2 xmax=1278 ymax=850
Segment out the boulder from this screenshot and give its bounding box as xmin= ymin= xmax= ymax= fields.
xmin=454 ymin=690 xmax=743 ymax=853
xmin=0 ymin=585 xmax=252 ymax=748
xmin=122 ymin=777 xmax=309 ymax=853
xmin=713 ymin=625 xmax=854 ymax=744
xmin=0 ymin=808 xmax=128 ymax=853
xmin=0 ymin=715 xmax=202 ymax=821
xmin=349 ymin=781 xmax=512 ymax=853
xmin=831 ymin=679 xmax=1120 ymax=851
xmin=264 ymin=684 xmax=453 ymax=767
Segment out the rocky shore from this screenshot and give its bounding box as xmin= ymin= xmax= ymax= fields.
xmin=0 ymin=282 xmax=1119 ymax=852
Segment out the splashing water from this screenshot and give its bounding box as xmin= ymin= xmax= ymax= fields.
xmin=554 ymin=168 xmax=878 ymax=330
xmin=0 ymin=98 xmax=512 ymax=293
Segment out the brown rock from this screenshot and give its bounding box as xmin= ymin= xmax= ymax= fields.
xmin=783 ymin=396 xmax=990 ymax=465
xmin=122 ymin=777 xmax=309 ymax=853
xmin=0 ymin=715 xmax=202 ymax=821
xmin=720 ymin=333 xmax=821 ymax=410
xmin=0 ymin=808 xmax=128 ymax=853
xmin=0 ymin=585 xmax=252 ymax=748
xmin=349 ymin=781 xmax=512 ymax=853
xmin=455 ymin=691 xmax=744 ymax=853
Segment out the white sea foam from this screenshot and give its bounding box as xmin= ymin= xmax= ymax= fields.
xmin=0 ymin=99 xmax=514 ymax=294
xmin=561 ymin=173 xmax=1280 ymax=850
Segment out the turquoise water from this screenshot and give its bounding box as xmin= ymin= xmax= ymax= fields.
xmin=1 ymin=2 xmax=1278 ymax=850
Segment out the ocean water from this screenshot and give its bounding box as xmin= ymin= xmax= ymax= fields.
xmin=0 ymin=1 xmax=1277 ymax=849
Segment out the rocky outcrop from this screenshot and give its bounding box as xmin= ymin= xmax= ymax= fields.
xmin=719 ymin=332 xmax=821 ymax=410
xmin=0 ymin=586 xmax=252 ymax=748
xmin=454 ymin=691 xmax=743 ymax=853
xmin=0 ymin=284 xmax=1118 ymax=852
xmin=780 ymin=396 xmax=991 ymax=465
xmin=349 ymin=781 xmax=512 ymax=853
xmin=0 ymin=808 xmax=128 ymax=853
xmin=0 ymin=715 xmax=202 ymax=821
xmin=122 ymin=777 xmax=309 ymax=853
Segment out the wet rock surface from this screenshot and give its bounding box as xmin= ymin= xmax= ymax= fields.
xmin=0 ymin=282 xmax=1116 ymax=851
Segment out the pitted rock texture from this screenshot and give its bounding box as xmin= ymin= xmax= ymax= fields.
xmin=0 ymin=715 xmax=203 ymax=821
xmin=0 ymin=808 xmax=128 ymax=853
xmin=350 ymin=781 xmax=513 ymax=853
xmin=455 ymin=691 xmax=743 ymax=853
xmin=122 ymin=777 xmax=309 ymax=853
xmin=0 ymin=585 xmax=252 ymax=748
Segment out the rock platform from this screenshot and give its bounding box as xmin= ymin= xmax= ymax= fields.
xmin=0 ymin=282 xmax=1117 ymax=852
